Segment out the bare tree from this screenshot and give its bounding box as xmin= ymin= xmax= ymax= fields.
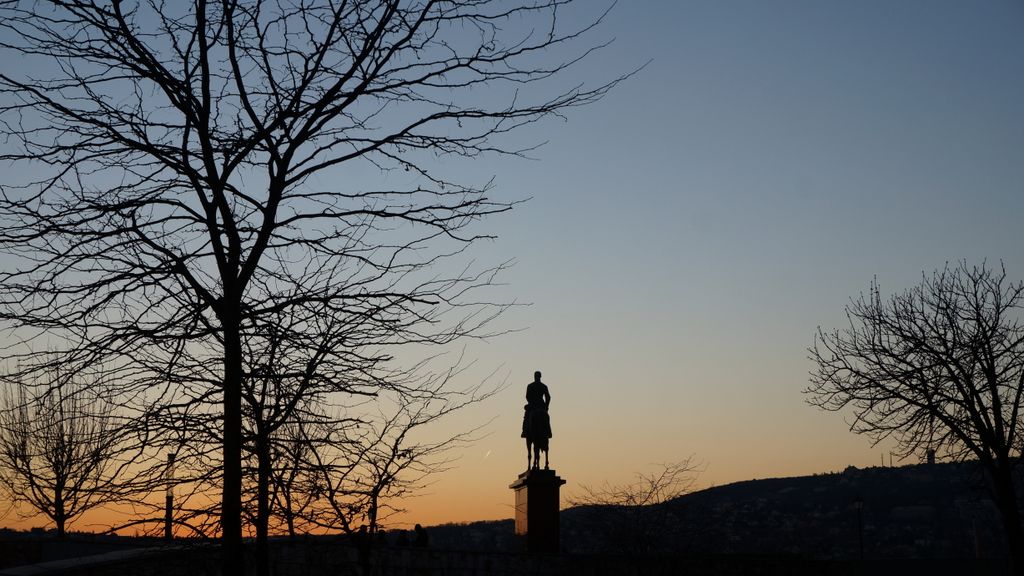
xmin=236 ymin=307 xmax=378 ymax=569
xmin=233 ymin=304 xmax=495 ymax=570
xmin=806 ymin=262 xmax=1024 ymax=573
xmin=292 ymin=368 xmax=488 ymax=536
xmin=0 ymin=1 xmax=623 ymax=573
xmin=568 ymin=458 xmax=702 ymax=554
xmin=0 ymin=373 xmax=121 ymax=537
xmin=266 ymin=421 xmax=318 ymax=539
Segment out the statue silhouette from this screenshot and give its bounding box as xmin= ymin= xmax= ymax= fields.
xmin=521 ymin=371 xmax=552 ymax=470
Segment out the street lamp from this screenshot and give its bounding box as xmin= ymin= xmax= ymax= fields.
xmin=165 ymin=452 xmax=176 ymax=541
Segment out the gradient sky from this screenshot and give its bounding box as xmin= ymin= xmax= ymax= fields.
xmin=396 ymin=0 xmax=1024 ymax=527
xmin=3 ymin=0 xmax=1024 ymax=532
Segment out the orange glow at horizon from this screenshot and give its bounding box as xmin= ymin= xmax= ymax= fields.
xmin=1 ymin=380 xmax=903 ymax=535
xmin=1 ymin=0 xmax=1020 ymax=545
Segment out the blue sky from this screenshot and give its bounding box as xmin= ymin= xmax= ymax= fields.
xmin=409 ymin=0 xmax=1024 ymax=524
xmin=0 ymin=0 xmax=1021 ymax=529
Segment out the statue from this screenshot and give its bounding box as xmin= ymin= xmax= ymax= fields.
xmin=521 ymin=370 xmax=552 ymax=470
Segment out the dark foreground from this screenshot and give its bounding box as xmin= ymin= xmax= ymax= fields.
xmin=0 ymin=539 xmax=1010 ymax=576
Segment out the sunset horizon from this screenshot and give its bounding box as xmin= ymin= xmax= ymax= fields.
xmin=1 ymin=1 xmax=1022 ymax=574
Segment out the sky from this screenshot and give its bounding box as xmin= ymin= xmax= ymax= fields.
xmin=2 ymin=0 xmax=1024 ymax=532
xmin=398 ymin=0 xmax=1024 ymax=527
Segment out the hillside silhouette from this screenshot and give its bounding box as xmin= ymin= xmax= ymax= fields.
xmin=430 ymin=461 xmax=1012 ymax=559
xmin=0 ymin=462 xmax=1015 ymax=575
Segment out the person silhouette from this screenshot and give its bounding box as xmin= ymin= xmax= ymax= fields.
xmin=413 ymin=523 xmax=429 ymax=548
xmin=353 ymin=525 xmax=371 ymax=573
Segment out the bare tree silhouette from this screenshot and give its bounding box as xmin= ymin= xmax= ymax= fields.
xmin=0 ymin=2 xmax=622 ymax=572
xmin=283 ymin=369 xmax=488 ymax=536
xmin=233 ymin=313 xmax=494 ymax=570
xmin=0 ymin=372 xmax=125 ymax=537
xmin=806 ymin=262 xmax=1024 ymax=573
xmin=568 ymin=458 xmax=702 ymax=554
xmin=266 ymin=421 xmax=318 ymax=539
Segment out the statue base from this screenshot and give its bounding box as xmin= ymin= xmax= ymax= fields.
xmin=509 ymin=468 xmax=566 ymax=554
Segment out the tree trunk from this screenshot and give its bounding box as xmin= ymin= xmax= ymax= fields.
xmin=54 ymin=488 xmax=65 ymax=538
xmin=256 ymin=438 xmax=271 ymax=576
xmin=223 ymin=322 xmax=244 ymax=576
xmin=284 ymin=491 xmax=295 ymax=539
xmin=991 ymin=463 xmax=1024 ymax=575
xmin=368 ymin=490 xmax=378 ymax=533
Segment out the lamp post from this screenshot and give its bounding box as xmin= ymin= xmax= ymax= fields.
xmin=165 ymin=453 xmax=176 ymax=541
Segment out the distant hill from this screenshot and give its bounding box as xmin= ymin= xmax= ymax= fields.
xmin=430 ymin=462 xmax=1013 ymax=560
xmin=1 ymin=462 xmax=1011 ymax=571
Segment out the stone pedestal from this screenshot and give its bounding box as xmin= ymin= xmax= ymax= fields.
xmin=509 ymin=469 xmax=566 ymax=553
